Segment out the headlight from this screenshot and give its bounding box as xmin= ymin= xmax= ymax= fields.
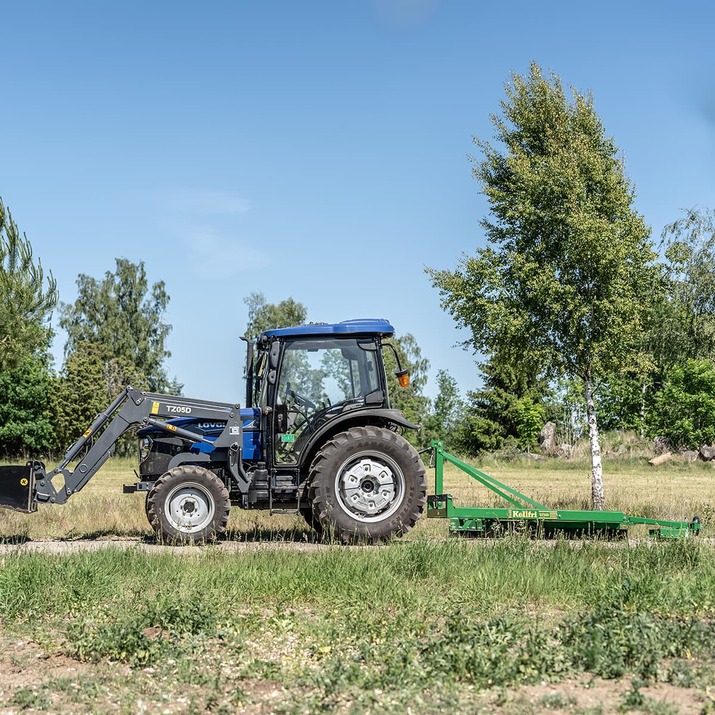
xmin=138 ymin=437 xmax=153 ymax=464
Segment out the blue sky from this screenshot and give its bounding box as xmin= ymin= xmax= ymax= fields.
xmin=2 ymin=0 xmax=714 ymax=402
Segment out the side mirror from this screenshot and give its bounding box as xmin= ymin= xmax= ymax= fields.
xmin=383 ymin=342 xmax=409 ymax=388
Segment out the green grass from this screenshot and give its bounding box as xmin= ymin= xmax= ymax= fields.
xmin=0 ymin=540 xmax=714 ymax=712
xmin=2 ymin=452 xmax=712 ymax=540
xmin=1 ymin=454 xmax=714 ymax=711
xmin=2 ymin=539 xmax=712 ymax=620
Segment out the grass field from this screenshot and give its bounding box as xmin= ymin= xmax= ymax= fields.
xmin=1 ymin=452 xmax=712 ymax=541
xmin=0 ymin=454 xmax=713 ymax=713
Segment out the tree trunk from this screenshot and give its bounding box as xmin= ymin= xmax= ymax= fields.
xmin=639 ymin=378 xmax=648 ymax=436
xmin=584 ymin=373 xmax=606 ymax=510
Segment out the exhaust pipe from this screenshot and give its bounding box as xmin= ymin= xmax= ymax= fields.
xmin=0 ymin=463 xmax=38 ymax=513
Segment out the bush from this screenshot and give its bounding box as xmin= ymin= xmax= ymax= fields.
xmin=648 ymin=359 xmax=715 ymax=449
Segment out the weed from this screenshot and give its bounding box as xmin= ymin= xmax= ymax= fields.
xmin=10 ymin=686 xmax=51 ymax=711
xmin=619 ymin=678 xmax=647 ymax=710
xmin=538 ymin=692 xmax=578 ymax=709
xmin=424 ymin=612 xmax=572 ymax=687
xmin=563 ymin=606 xmax=715 ymax=680
xmin=618 ymin=679 xmax=680 ymax=714
xmin=1 ymin=536 xmax=714 ymax=713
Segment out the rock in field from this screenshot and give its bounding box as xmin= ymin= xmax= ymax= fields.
xmin=699 ymin=445 xmax=715 ymax=461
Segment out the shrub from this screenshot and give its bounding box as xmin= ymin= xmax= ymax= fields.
xmin=648 ymin=359 xmax=715 ymax=449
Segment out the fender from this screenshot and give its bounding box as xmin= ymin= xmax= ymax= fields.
xmin=297 ymin=408 xmax=418 ymax=472
xmin=167 ymin=452 xmax=213 ymax=470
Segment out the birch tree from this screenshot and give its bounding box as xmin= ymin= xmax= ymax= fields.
xmin=244 ymin=292 xmax=308 ymax=339
xmin=428 ymin=64 xmax=656 ymax=509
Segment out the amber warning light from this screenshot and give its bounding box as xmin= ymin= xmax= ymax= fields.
xmin=395 ymin=370 xmax=410 ymax=388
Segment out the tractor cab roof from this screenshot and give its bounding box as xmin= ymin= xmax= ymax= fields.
xmin=261 ymin=318 xmax=395 ymax=340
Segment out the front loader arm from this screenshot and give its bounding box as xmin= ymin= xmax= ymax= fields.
xmin=0 ymin=386 xmax=244 ymax=511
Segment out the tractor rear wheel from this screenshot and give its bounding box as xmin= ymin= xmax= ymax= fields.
xmin=308 ymin=426 xmax=426 ymax=543
xmin=146 ymin=465 xmax=230 ymax=544
xmin=300 ymin=505 xmax=324 ymax=537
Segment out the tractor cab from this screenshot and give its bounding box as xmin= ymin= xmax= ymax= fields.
xmin=247 ymin=319 xmax=413 ymax=472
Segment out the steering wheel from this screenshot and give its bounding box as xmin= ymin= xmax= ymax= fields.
xmin=288 ymin=388 xmax=316 ymax=410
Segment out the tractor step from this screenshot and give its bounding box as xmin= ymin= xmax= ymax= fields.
xmin=269 ymin=498 xmax=300 ymax=515
xmin=122 ymin=481 xmax=153 ymax=493
xmin=268 ymin=474 xmax=299 ymax=515
xmin=0 ymin=464 xmax=37 ymax=513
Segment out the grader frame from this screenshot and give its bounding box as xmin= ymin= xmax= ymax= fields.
xmin=426 ymin=442 xmax=700 ymax=539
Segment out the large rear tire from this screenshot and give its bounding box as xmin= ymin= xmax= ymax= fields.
xmin=300 ymin=505 xmax=324 ymax=537
xmin=146 ymin=465 xmax=230 ymax=544
xmin=309 ymin=426 xmax=426 ymax=543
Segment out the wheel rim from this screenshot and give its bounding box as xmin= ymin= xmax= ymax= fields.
xmin=334 ymin=452 xmax=405 ymax=523
xmin=164 ymin=481 xmax=215 ymax=534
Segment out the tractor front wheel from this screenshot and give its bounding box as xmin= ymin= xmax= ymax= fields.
xmin=146 ymin=465 xmax=230 ymax=544
xmin=308 ymin=426 xmax=426 ymax=543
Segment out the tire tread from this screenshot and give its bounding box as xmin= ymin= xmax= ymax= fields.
xmin=308 ymin=426 xmax=426 ymax=543
xmin=146 ymin=465 xmax=230 ymax=544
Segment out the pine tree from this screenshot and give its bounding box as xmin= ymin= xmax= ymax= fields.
xmin=0 ymin=198 xmax=57 ymax=371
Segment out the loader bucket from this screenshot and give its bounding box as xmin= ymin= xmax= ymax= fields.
xmin=0 ymin=464 xmax=37 ymax=513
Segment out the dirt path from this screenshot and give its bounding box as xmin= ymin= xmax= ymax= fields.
xmin=1 ymin=535 xmax=713 ymax=556
xmin=0 ymin=536 xmax=332 ymax=555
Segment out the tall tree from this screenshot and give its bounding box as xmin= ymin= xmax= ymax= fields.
xmin=52 ymin=342 xmax=147 ymax=455
xmin=428 ymin=64 xmax=656 ymax=509
xmin=244 ymin=292 xmax=307 ymax=338
xmin=0 ymin=348 xmax=55 ymax=457
xmin=424 ymin=369 xmax=465 ymax=446
xmin=595 ymin=208 xmax=715 ymax=434
xmin=656 ymin=208 xmax=715 ymax=366
xmin=648 ymin=358 xmax=715 ymax=450
xmin=60 ymin=258 xmax=173 ymax=392
xmin=383 ymin=333 xmax=431 ymax=444
xmin=458 ymin=358 xmax=547 ymax=455
xmin=0 ymin=197 xmax=58 ymax=371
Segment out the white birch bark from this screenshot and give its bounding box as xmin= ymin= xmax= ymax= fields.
xmin=584 ymin=373 xmax=606 ymax=510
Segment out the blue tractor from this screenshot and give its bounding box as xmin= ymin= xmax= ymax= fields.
xmin=0 ymin=319 xmax=427 ymax=544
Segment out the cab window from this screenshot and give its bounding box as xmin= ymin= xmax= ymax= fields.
xmin=274 ymin=337 xmax=380 ymax=464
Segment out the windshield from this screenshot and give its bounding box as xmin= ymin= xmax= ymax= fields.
xmin=275 ymin=337 xmax=381 ymax=463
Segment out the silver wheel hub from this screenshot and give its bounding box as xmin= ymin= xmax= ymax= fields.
xmin=335 ymin=454 xmax=404 ymax=523
xmin=165 ymin=483 xmax=214 ymax=533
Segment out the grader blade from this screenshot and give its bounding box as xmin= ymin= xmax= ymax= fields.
xmin=0 ymin=464 xmax=37 ymax=513
xmin=426 ymin=441 xmax=701 ymax=540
